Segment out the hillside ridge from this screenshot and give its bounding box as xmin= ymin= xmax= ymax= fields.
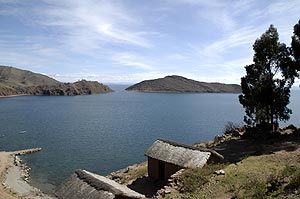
xmin=0 ymin=65 xmax=113 ymax=96
xmin=126 ymin=75 xmax=241 ymax=93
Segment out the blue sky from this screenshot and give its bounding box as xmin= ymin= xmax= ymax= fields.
xmin=0 ymin=0 xmax=300 ymax=84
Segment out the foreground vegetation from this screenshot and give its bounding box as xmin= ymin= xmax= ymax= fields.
xmin=240 ymin=20 xmax=300 ymax=130
xmin=159 ymin=122 xmax=300 ymax=199
xmin=105 ymin=123 xmax=300 ymax=199
xmin=165 ymin=151 xmax=300 ymax=199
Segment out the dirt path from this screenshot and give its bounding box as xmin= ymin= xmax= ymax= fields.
xmin=0 ymin=151 xmax=18 ymax=199
xmin=0 ymin=148 xmax=54 ymax=199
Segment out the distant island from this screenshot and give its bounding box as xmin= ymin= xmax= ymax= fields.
xmin=126 ymin=75 xmax=241 ymax=93
xmin=0 ymin=66 xmax=113 ymax=96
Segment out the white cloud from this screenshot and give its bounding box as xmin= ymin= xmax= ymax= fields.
xmin=170 ymin=0 xmax=224 ymax=7
xmin=49 ymin=69 xmax=244 ymax=84
xmin=231 ymin=0 xmax=256 ymax=15
xmin=112 ymin=53 xmax=154 ymax=70
xmin=0 ymin=0 xmax=153 ymax=51
xmin=181 ymin=26 xmax=258 ymax=75
xmin=198 ymin=7 xmax=236 ymax=32
xmin=170 ymin=0 xmax=236 ymax=32
xmin=49 ymin=71 xmax=168 ymax=84
xmin=265 ymin=0 xmax=300 ymax=43
xmin=0 ymin=51 xmax=50 ymax=70
xmin=167 ymin=54 xmax=186 ymax=60
xmin=37 ymin=0 xmax=151 ymax=49
xmin=1 ymin=0 xmax=300 ymax=85
xmin=198 ymin=26 xmax=258 ymax=58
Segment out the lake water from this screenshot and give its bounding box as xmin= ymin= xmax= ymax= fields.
xmin=0 ymin=85 xmax=299 ymax=194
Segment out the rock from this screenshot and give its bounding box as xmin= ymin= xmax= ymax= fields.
xmin=124 ymin=167 xmax=130 ymax=173
xmin=111 ymin=174 xmax=121 ymax=180
xmin=283 ymin=124 xmax=298 ymax=131
xmin=214 ymin=135 xmax=226 ymax=143
xmin=232 ymin=130 xmax=242 ymax=137
xmin=214 ymin=169 xmax=225 ymax=175
xmin=164 ymin=187 xmax=172 ymax=194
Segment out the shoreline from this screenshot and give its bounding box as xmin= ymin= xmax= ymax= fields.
xmin=0 ymin=94 xmax=29 ymax=98
xmin=0 ymin=148 xmax=56 ymax=199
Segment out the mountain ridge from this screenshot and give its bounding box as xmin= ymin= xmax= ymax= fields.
xmin=0 ymin=66 xmax=113 ymax=96
xmin=126 ymin=75 xmax=241 ymax=93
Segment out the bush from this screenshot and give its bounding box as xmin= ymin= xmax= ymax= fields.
xmin=179 ymin=164 xmax=225 ymax=193
xmin=284 ymin=166 xmax=300 ymax=191
xmin=223 ymin=121 xmax=241 ymax=135
xmin=233 ymin=179 xmax=267 ymax=199
xmin=251 ymin=180 xmax=267 ymax=199
xmin=180 ymin=168 xmax=209 ymax=192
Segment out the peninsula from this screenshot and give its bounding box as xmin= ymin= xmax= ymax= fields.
xmin=0 ymin=66 xmax=113 ymax=96
xmin=0 ymin=148 xmax=56 ymax=199
xmin=125 ymin=75 xmax=241 ymax=93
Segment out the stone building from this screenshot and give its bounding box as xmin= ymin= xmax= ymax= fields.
xmin=145 ymin=139 xmax=223 ymax=180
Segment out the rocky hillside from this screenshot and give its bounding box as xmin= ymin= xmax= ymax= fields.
xmin=126 ymin=75 xmax=241 ymax=93
xmin=0 ymin=66 xmax=113 ymax=96
xmin=105 ymin=125 xmax=300 ymax=199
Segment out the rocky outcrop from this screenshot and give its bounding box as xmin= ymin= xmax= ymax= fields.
xmin=29 ymin=80 xmax=113 ymax=96
xmin=126 ymin=75 xmax=241 ymax=93
xmin=0 ymin=66 xmax=113 ymax=96
xmin=154 ymin=169 xmax=185 ymax=198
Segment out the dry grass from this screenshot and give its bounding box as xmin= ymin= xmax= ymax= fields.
xmin=164 ymin=151 xmax=300 ymax=199
xmin=107 ymin=162 xmax=148 ymax=185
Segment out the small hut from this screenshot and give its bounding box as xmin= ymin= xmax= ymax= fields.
xmin=56 ymin=169 xmax=145 ymax=199
xmin=145 ymin=139 xmax=223 ymax=180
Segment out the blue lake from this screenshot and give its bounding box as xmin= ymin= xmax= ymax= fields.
xmin=0 ymin=85 xmax=299 ymax=194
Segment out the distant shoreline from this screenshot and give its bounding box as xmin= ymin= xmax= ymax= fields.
xmin=0 ymin=94 xmax=29 ymax=98
xmin=126 ymin=90 xmax=241 ymax=94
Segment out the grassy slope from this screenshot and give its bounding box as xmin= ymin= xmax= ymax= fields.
xmin=107 ymin=162 xmax=148 ymax=185
xmin=0 ymin=66 xmax=113 ymax=95
xmin=107 ymin=150 xmax=300 ymax=199
xmin=106 ymin=130 xmax=300 ymax=199
xmin=0 ymin=66 xmax=59 ymax=87
xmin=165 ymin=151 xmax=300 ymax=199
xmin=126 ymin=75 xmax=241 ymax=93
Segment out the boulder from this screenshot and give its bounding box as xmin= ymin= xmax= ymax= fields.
xmin=214 ymin=170 xmax=225 ymax=175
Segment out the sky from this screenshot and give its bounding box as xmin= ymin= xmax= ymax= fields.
xmin=0 ymin=0 xmax=300 ymax=84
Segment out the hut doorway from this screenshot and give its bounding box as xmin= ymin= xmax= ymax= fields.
xmin=158 ymin=160 xmax=165 ymax=180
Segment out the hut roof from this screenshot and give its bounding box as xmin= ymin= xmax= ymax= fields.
xmin=145 ymin=139 xmax=223 ymax=168
xmin=55 ymin=169 xmax=145 ymax=199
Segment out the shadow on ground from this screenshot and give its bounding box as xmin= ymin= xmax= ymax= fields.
xmin=211 ymin=133 xmax=300 ymax=163
xmin=127 ymin=176 xmax=166 ymax=198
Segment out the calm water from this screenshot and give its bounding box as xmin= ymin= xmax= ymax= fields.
xmin=0 ymin=85 xmax=299 ymax=194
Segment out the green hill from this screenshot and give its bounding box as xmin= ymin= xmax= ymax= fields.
xmin=126 ymin=75 xmax=241 ymax=93
xmin=0 ymin=66 xmax=113 ymax=96
xmin=0 ymin=66 xmax=59 ymax=87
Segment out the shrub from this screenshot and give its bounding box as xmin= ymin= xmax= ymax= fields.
xmin=180 ymin=168 xmax=209 ymax=192
xmin=179 ymin=164 xmax=225 ymax=193
xmin=236 ymin=179 xmax=267 ymax=199
xmin=285 ymin=166 xmax=300 ymax=191
xmin=223 ymin=121 xmax=241 ymax=135
xmin=251 ymin=181 xmax=267 ymax=199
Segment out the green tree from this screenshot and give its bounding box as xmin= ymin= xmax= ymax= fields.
xmin=292 ymin=20 xmax=300 ymax=75
xmin=239 ymin=25 xmax=295 ymax=130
